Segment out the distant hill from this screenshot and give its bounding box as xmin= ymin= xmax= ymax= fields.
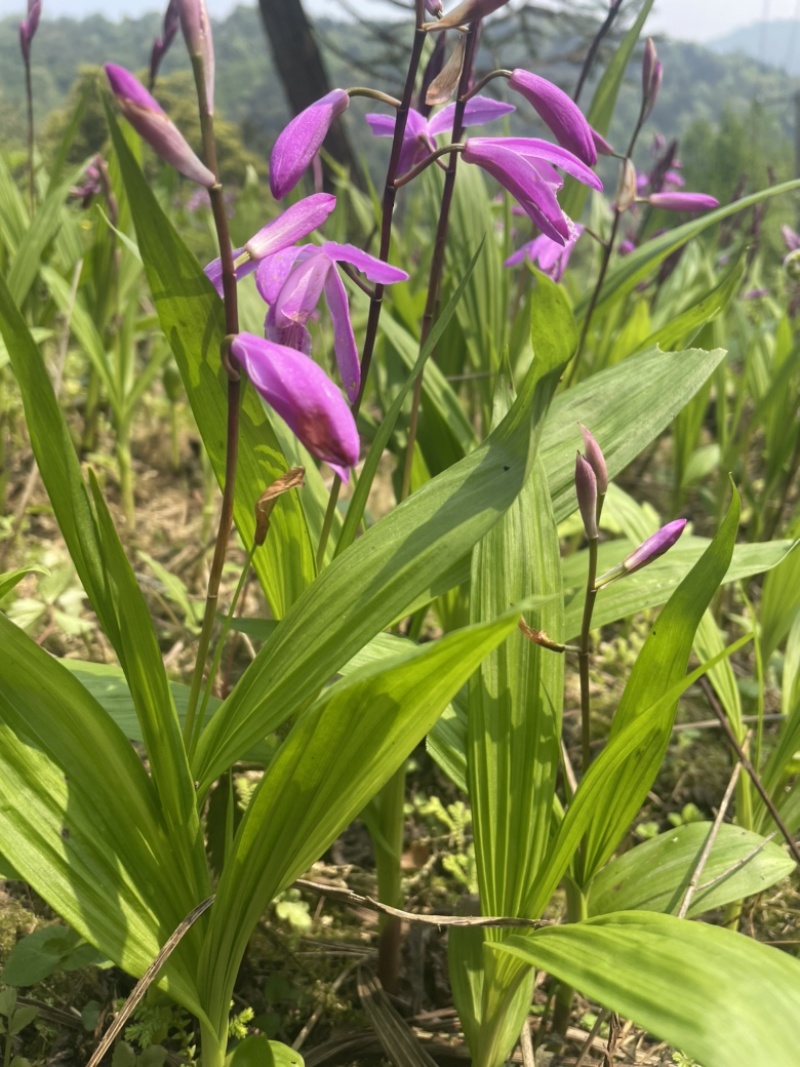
xmin=707 ymin=19 xmax=800 ymax=76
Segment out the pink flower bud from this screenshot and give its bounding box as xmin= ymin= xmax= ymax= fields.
xmin=595 ymin=519 xmax=687 ymax=587
xmin=580 ymin=425 xmax=607 ymax=495
xmin=270 ymin=89 xmax=350 ymax=200
xmin=647 ymin=192 xmax=719 ymax=212
xmin=104 ymin=64 xmax=215 ymax=187
xmin=641 ymin=38 xmax=662 ymax=121
xmin=19 ymin=0 xmax=41 ymax=63
xmin=575 ymin=453 xmax=598 ymax=540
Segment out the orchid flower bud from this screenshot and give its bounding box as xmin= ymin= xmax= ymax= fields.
xmin=580 ymin=425 xmax=608 ymax=496
xmin=507 ymin=69 xmax=597 ymax=166
xmin=595 ymin=519 xmax=687 ymax=588
xmin=615 ymin=158 xmax=637 ymax=212
xmin=270 ymin=89 xmax=350 ymax=200
xmin=176 ymin=0 xmax=215 ymax=113
xmin=591 ymin=128 xmax=615 ymax=157
xmin=641 ymin=38 xmax=662 ymax=121
xmin=19 ymin=0 xmax=41 ymax=64
xmin=230 ymin=333 xmax=360 ymax=482
xmin=575 ymin=453 xmax=598 ymax=540
xmin=149 ymin=0 xmax=179 ymax=87
xmin=104 ymin=63 xmax=215 ymax=187
xmin=647 ymin=191 xmax=719 ymax=212
xmin=433 ymin=0 xmax=509 ymax=29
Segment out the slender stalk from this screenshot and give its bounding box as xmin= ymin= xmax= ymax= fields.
xmin=578 ymin=534 xmax=599 ymax=772
xmin=24 ymin=55 xmax=35 ymax=214
xmin=573 ymin=0 xmax=624 ymax=104
xmin=567 ymin=108 xmax=649 ymax=386
xmin=316 ymin=16 xmax=428 ymax=567
xmin=400 ymin=22 xmax=479 ymax=500
xmin=183 ymin=54 xmax=242 ymax=752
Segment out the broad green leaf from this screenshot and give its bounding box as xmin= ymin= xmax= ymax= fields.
xmin=225 ymin=1036 xmax=303 ymax=1066
xmin=0 ymin=615 xmax=207 ymax=1021
xmin=192 ymin=334 xmax=566 ymax=792
xmin=0 ymin=273 xmax=204 ymax=903
xmin=199 ymin=611 xmax=522 ymax=1038
xmin=578 ymin=179 xmax=800 ymax=316
xmin=0 ymin=566 xmax=47 ymax=600
xmin=760 ymin=538 xmax=800 ymax=661
xmin=638 ymin=251 xmax=746 ymax=353
xmin=493 ymin=913 xmax=800 ymax=1067
xmin=59 ymin=659 xmax=220 ymax=743
xmin=107 ymin=106 xmax=316 ymax=617
xmin=6 ymin=174 xmax=76 ymax=306
xmin=1 ymin=926 xmax=105 ymax=987
xmin=587 ymin=823 xmax=793 ymax=918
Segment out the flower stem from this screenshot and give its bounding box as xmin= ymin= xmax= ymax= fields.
xmin=316 ymin=18 xmax=427 ymax=568
xmin=400 ymin=22 xmax=479 ymax=501
xmin=24 ymin=55 xmax=35 ymax=215
xmin=183 ymin=55 xmax=241 ymax=754
xmin=573 ymin=0 xmax=624 ymax=104
xmin=578 ymin=534 xmax=599 ymax=773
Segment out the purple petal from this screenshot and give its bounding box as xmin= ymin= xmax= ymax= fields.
xmin=273 ymin=252 xmax=332 ymax=327
xmin=427 ymin=96 xmax=516 ymax=137
xmin=591 ymin=127 xmax=614 ymax=156
xmin=231 ymin=332 xmax=360 ymax=481
xmin=648 ymin=192 xmax=719 ymax=212
xmin=104 ymin=64 xmax=215 ymax=187
xmin=507 ymin=70 xmax=597 ymax=166
xmin=324 ymin=267 xmax=361 ymax=403
xmin=463 ymin=140 xmax=571 ymax=243
xmin=476 ymin=136 xmax=603 ymax=190
xmin=270 ymin=89 xmax=350 ymax=199
xmin=245 ymin=193 xmax=336 ymax=260
xmin=204 ymin=246 xmax=245 ymax=296
xmin=782 ymin=224 xmax=800 ymax=252
xmin=365 ymin=113 xmax=397 ymax=138
xmin=321 ymin=242 xmax=409 ymax=284
xmin=504 ymin=223 xmax=582 ymax=281
xmin=622 ymin=519 xmax=687 ymax=575
xmin=255 ymin=246 xmax=309 ymax=305
xmin=265 ymin=305 xmax=313 ymax=357
xmin=580 ymin=424 xmax=608 ymax=495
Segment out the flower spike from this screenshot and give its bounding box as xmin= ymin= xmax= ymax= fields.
xmin=104 ymin=63 xmax=215 ymax=187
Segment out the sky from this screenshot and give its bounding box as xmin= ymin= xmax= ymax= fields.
xmin=0 ymin=0 xmax=798 ymax=45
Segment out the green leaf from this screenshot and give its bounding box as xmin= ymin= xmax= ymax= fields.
xmin=578 ymin=179 xmax=800 ymax=317
xmin=1 ymin=926 xmax=104 ymax=987
xmin=638 ymin=251 xmax=746 ymax=353
xmin=492 ymin=913 xmax=800 ymax=1067
xmin=6 ymin=174 xmax=75 ymax=306
xmin=0 ymin=566 xmax=47 ymax=601
xmin=0 ymin=274 xmax=203 ymax=900
xmin=199 ymin=610 xmax=522 ymax=1040
xmin=0 ymin=615 xmax=206 ymax=1020
xmin=192 ymin=333 xmax=566 ymax=791
xmin=587 ymin=823 xmax=794 ymax=918
xmin=107 ymin=104 xmax=316 ymax=617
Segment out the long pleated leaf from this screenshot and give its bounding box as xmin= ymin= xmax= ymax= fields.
xmin=492 ymin=912 xmax=800 ymax=1067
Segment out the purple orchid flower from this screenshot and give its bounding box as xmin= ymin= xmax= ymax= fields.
xmin=505 ymin=220 xmax=583 ymax=280
xmin=270 ymin=89 xmax=350 ymax=200
xmin=647 ymin=191 xmax=719 ymax=212
xmin=204 ymin=193 xmax=336 ymax=293
xmin=462 ymin=136 xmax=602 ymax=244
xmin=507 ymin=70 xmax=597 ymax=166
xmin=365 ymin=96 xmax=515 ymax=176
xmin=254 ymin=242 xmax=409 ymax=403
xmin=105 ymin=63 xmax=215 ymax=187
xmin=230 ymin=333 xmax=360 ymax=481
xmin=19 ymin=0 xmax=41 ymax=63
